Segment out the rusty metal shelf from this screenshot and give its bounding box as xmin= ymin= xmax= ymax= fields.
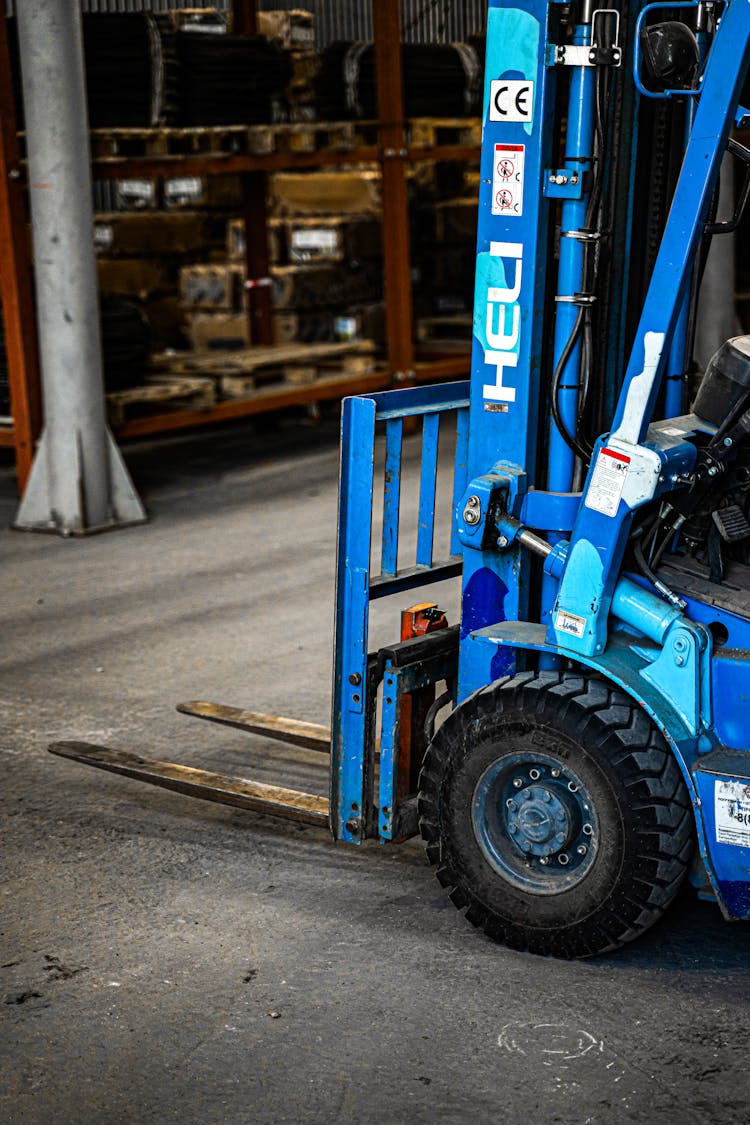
xmin=0 ymin=0 xmax=480 ymax=490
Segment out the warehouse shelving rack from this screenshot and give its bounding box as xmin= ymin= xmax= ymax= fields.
xmin=0 ymin=0 xmax=479 ymax=492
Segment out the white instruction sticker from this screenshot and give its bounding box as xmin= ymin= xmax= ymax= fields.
xmin=585 ymin=447 xmax=630 ymax=517
xmin=555 ymin=610 xmax=587 ymax=639
xmin=715 ymin=780 xmax=750 ymax=848
xmin=492 ymin=144 xmax=525 ymax=216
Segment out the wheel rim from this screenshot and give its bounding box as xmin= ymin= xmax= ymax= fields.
xmin=471 ymin=750 xmax=600 ymax=895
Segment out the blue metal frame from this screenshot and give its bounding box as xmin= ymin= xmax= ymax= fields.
xmin=459 ymin=0 xmax=558 ymax=698
xmin=332 ymin=0 xmax=750 ymax=922
xmin=457 ymin=0 xmax=750 ymax=917
xmin=330 ymin=382 xmax=469 ymax=843
xmin=553 ymin=1 xmax=750 ymax=659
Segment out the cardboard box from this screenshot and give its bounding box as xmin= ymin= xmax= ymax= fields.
xmin=271 ymin=263 xmax=381 ymax=310
xmin=285 ymin=216 xmax=381 ymax=264
xmin=226 ymin=217 xmax=283 ymax=264
xmin=257 ymin=9 xmax=314 ymax=49
xmin=228 ymin=215 xmax=381 ymax=266
xmin=166 ymin=8 xmax=228 ymax=33
xmin=179 ymin=263 xmax=244 ymax=310
xmin=116 ymin=178 xmax=158 ymax=210
xmin=188 ymin=312 xmax=250 ymax=351
xmin=287 ymin=219 xmax=343 ymax=263
xmin=272 ymin=310 xmax=338 ymax=343
xmin=97 ymin=259 xmax=167 ymax=300
xmin=95 ymin=212 xmax=216 ymax=257
xmin=164 ymin=174 xmax=244 ymax=210
xmin=269 ymin=171 xmax=382 ymax=217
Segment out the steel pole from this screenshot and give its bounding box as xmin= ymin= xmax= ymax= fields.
xmin=14 ymin=0 xmax=145 ymax=535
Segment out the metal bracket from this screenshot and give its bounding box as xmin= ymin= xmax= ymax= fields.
xmin=457 ymin=465 xmax=528 ymax=553
xmin=554 ymin=293 xmax=597 ymax=305
xmin=639 ymin=620 xmax=712 ymax=737
xmin=544 ymin=169 xmax=585 ymax=199
xmin=457 ymin=473 xmax=510 ymax=551
xmin=547 ymin=42 xmax=621 ymax=69
xmin=548 ymin=8 xmax=622 ymax=68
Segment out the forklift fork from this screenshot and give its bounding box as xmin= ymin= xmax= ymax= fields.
xmin=50 ymin=383 xmax=469 ymax=840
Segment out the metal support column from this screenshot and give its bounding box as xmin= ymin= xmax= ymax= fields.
xmin=0 ymin=14 xmax=42 ymax=495
xmin=373 ymin=0 xmax=415 ymax=384
xmin=231 ymin=0 xmax=274 ymax=346
xmin=13 ymin=0 xmax=145 ymax=536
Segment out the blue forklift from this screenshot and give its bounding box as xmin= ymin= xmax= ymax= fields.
xmin=54 ymin=0 xmax=750 ymax=957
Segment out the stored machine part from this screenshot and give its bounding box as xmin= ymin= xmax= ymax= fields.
xmin=52 ymin=0 xmax=750 ymax=958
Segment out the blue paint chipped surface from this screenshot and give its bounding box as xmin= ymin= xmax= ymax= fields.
xmin=461 ymin=566 xmax=509 ymax=640
xmin=483 ymin=7 xmax=540 ymax=137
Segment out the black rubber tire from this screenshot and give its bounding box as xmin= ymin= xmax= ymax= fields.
xmin=418 ymin=671 xmax=695 ymax=958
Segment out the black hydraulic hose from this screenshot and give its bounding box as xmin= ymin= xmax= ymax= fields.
xmin=634 ymin=537 xmax=684 ymax=606
xmin=551 ymin=308 xmax=592 ymax=461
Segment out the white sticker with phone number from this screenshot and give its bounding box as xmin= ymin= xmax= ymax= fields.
xmin=585 ymin=447 xmax=630 ymax=517
xmin=715 ymin=779 xmax=750 ymax=848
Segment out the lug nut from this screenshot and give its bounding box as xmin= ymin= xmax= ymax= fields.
xmin=506 ymin=799 xmax=518 ymax=811
xmin=551 ymin=768 xmax=561 ymax=778
xmin=513 ymin=777 xmax=523 ymax=789
xmin=577 ymin=844 xmax=587 ymax=856
xmin=539 ymin=856 xmax=549 ymax=865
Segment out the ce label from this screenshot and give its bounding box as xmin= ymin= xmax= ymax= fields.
xmin=489 ymin=79 xmax=534 ymax=123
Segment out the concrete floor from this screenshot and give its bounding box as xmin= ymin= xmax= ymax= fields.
xmin=2 ymin=415 xmax=750 ymax=1125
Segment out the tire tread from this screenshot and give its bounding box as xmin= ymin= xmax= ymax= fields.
xmin=418 ymin=671 xmax=694 ymax=958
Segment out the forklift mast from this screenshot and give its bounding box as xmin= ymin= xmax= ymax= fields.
xmin=52 ymin=1 xmax=750 ymax=957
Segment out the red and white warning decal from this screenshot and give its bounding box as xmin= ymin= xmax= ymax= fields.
xmin=492 ymin=144 xmax=525 ymax=217
xmin=585 ymin=446 xmax=630 ymax=517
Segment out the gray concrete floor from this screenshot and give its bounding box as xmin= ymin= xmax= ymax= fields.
xmin=2 ymin=415 xmax=750 ymax=1125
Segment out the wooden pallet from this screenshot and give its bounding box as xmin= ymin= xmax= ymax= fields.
xmin=107 ymin=375 xmax=216 ymax=426
xmin=408 ymin=117 xmax=482 ymax=149
xmin=150 ymin=340 xmax=377 ymax=400
xmin=83 ymin=120 xmax=379 ymax=161
xmin=245 ymin=120 xmax=378 ymax=156
xmin=89 ymin=126 xmax=254 ymax=160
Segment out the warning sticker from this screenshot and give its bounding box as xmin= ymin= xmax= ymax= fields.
xmin=585 ymin=447 xmax=630 ymax=517
xmin=492 ymin=144 xmax=525 ymax=217
xmin=555 ymin=610 xmax=587 ymax=639
xmin=715 ymin=780 xmax=750 ymax=848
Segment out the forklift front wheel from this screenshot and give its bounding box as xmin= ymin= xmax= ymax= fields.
xmin=417 ymin=671 xmax=694 ymax=958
